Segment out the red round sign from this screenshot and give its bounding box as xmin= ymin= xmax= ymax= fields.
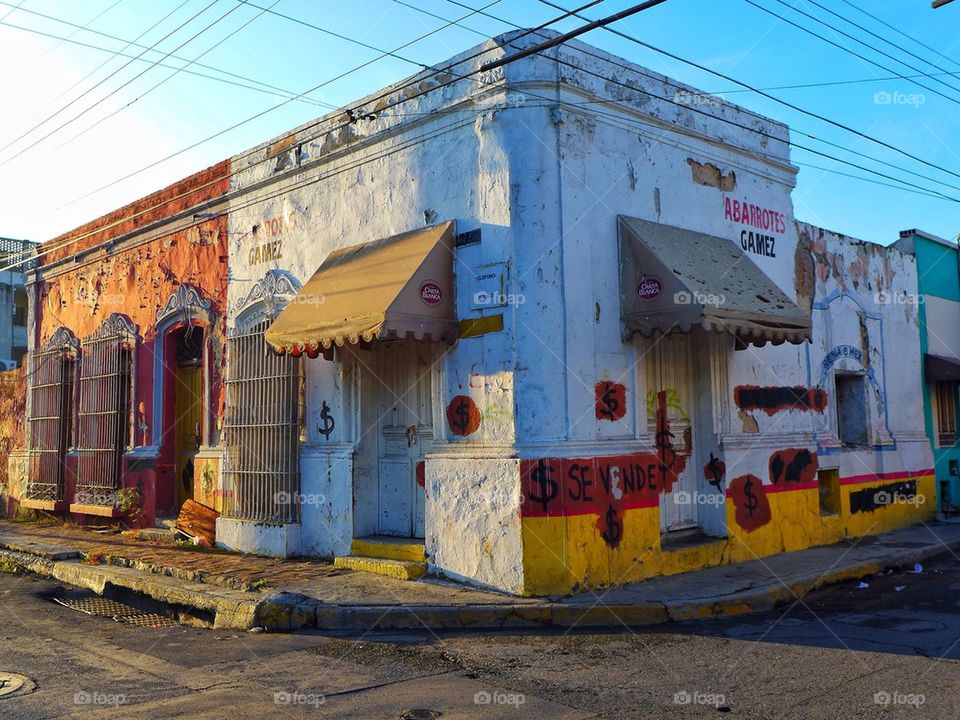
xmin=636 ymin=275 xmax=663 ymax=301
xmin=420 ymin=281 xmax=443 ymax=306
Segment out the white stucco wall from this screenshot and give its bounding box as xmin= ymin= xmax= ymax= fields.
xmin=217 ymin=28 xmax=929 ymax=591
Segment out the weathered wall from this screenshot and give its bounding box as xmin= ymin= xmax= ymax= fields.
xmin=0 ymin=367 xmax=26 ymax=515
xmin=519 ymin=219 xmax=934 ymax=595
xmin=23 ymin=161 xmax=231 ymax=525
xmin=222 ymin=35 xmax=524 ymax=580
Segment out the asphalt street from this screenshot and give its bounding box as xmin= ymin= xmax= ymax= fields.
xmin=2 ymin=554 xmax=959 ymax=719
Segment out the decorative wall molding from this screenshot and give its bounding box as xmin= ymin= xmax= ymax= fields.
xmin=85 ymin=313 xmax=137 ymax=342
xmin=233 ymin=269 xmax=302 ymax=324
xmin=39 ymin=327 xmax=79 ymax=354
xmin=157 ymin=284 xmax=213 ymax=325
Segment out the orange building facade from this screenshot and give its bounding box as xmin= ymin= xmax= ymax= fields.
xmin=9 ymin=161 xmax=230 ymax=528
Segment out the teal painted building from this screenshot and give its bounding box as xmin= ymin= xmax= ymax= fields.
xmin=894 ymin=229 xmax=960 ymax=512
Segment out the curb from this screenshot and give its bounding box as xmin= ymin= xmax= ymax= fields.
xmin=2 ymin=533 xmax=958 ymax=632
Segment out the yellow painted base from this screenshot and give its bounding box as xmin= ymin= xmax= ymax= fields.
xmin=351 ymin=536 xmax=426 ymax=563
xmin=334 ymin=555 xmax=427 ymax=580
xmin=521 ymin=473 xmax=937 ymax=595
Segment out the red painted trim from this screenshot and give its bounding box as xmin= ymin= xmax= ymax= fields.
xmin=839 ymin=468 xmax=934 ymax=486
xmin=764 ymin=480 xmax=819 ymax=494
xmin=723 ymin=468 xmax=934 ymax=496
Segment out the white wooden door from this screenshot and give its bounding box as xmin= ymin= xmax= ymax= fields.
xmin=377 ymin=341 xmax=432 ymax=538
xmin=645 ymin=334 xmax=699 ymax=533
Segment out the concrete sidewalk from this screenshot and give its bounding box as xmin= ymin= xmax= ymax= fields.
xmin=1 ymin=519 xmax=958 ymax=631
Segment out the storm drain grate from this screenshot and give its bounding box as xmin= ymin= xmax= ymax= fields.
xmin=52 ymin=595 xmax=179 ymax=628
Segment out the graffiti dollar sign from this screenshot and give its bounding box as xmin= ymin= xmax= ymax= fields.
xmin=452 ymin=397 xmax=471 ymax=435
xmin=318 ymin=401 xmax=335 ymax=439
xmin=600 ymin=383 xmax=620 ymax=419
xmin=528 ymin=459 xmax=558 ymax=513
xmin=600 ymin=505 xmax=622 ymax=546
xmin=743 ymin=476 xmax=759 ymax=518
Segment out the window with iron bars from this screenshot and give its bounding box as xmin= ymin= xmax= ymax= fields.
xmin=26 ymin=329 xmax=79 ymax=503
xmin=222 ymin=319 xmax=302 ymax=523
xmin=935 ymin=381 xmax=958 ymax=448
xmin=75 ymin=314 xmax=136 ymax=508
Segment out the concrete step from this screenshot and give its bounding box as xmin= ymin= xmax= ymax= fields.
xmin=350 ymin=535 xmax=426 ymax=563
xmin=135 ymin=527 xmax=176 ymax=544
xmin=155 ymin=517 xmax=177 ymax=530
xmin=333 ymin=555 xmax=427 ymax=580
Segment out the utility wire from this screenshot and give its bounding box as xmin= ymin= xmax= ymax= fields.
xmin=431 ymin=0 xmax=960 ymax=198
xmin=34 ymin=0 xmax=193 ymax=115
xmin=538 ymin=0 xmax=960 ymax=184
xmin=23 ymin=0 xmax=517 ymax=262
xmin=19 ymin=0 xmax=959 ymax=270
xmin=0 ymin=0 xmax=24 ymax=23
xmin=0 ymin=0 xmax=330 ymax=132
xmin=0 ymin=0 xmax=228 ymax=162
xmin=481 ymin=0 xmax=668 ymax=70
xmin=762 ymin=0 xmax=960 ymax=100
xmin=50 ymin=0 xmax=960 ymax=257
xmin=809 ymin=0 xmax=960 ymax=83
xmin=63 ymin=0 xmax=602 ymax=207
xmin=54 ymin=1 xmax=281 ymax=153
xmin=20 ymin=0 xmax=608 ymax=267
xmin=0 ymin=17 xmax=333 ymax=109
xmin=839 ymin=0 xmax=960 ymax=73
xmin=31 ymin=0 xmax=125 ymax=65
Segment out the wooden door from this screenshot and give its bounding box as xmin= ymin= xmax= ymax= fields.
xmin=645 ymin=334 xmax=699 ymax=533
xmin=376 ymin=341 xmax=432 ymax=538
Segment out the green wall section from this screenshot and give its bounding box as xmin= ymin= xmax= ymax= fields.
xmin=911 ymin=232 xmax=960 ymax=510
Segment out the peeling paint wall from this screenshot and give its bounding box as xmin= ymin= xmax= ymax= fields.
xmin=20 ymin=161 xmax=231 ymax=526
xmin=223 ymin=34 xmax=524 ymax=579
xmin=0 ymin=367 xmax=26 ymax=515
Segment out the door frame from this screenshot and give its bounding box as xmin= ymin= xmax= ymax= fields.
xmin=349 ymin=339 xmax=440 ymax=540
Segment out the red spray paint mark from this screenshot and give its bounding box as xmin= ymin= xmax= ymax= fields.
xmin=769 ymin=448 xmax=818 ymax=487
xmin=704 ymin=453 xmax=726 ymax=490
xmin=520 ymin=453 xmax=669 ymax=549
xmin=415 ymin=461 xmax=425 ymax=488
xmin=595 ymin=381 xmax=626 ymax=421
xmin=729 ymin=474 xmax=772 ymax=532
xmin=446 ymin=395 xmax=481 ymax=436
xmin=734 ymin=385 xmax=828 ymax=416
xmin=655 ymin=391 xmax=687 ymax=494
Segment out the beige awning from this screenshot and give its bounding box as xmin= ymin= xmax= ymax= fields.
xmin=618 ymin=216 xmax=811 ymax=347
xmin=264 ymin=221 xmax=457 ymax=354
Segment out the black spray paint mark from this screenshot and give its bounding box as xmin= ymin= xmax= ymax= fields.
xmin=849 ymin=480 xmax=919 ymax=514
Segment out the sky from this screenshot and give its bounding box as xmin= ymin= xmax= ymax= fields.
xmin=0 ymin=0 xmax=959 ymax=246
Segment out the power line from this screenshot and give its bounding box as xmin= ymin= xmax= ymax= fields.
xmin=0 ymin=0 xmax=24 ymax=23
xmin=808 ymin=0 xmax=960 ymax=85
xmin=53 ymin=1 xmax=282 ymax=153
xmin=0 ymin=0 xmax=229 ymax=162
xmin=63 ymin=0 xmax=603 ymax=207
xmin=761 ymin=0 xmax=960 ymax=100
xmin=0 ymin=0 xmax=330 ymax=120
xmin=840 ymin=0 xmax=960 ymax=73
xmin=0 ymin=17 xmax=333 ymax=109
xmin=25 ymin=1 xmax=615 ymax=267
xmin=33 ymin=0 xmax=193 ymax=115
xmin=429 ymin=0 xmax=960 ymax=199
xmin=537 ymin=0 xmax=960 ymax=184
xmin=31 ymin=0 xmax=125 ymax=65
xmin=480 ymin=0 xmax=668 ymax=71
xmin=25 ymin=0 xmax=518 ymax=261
xmin=20 ymin=0 xmax=959 ymax=271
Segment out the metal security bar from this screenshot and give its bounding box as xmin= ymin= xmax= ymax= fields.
xmin=222 ymin=320 xmax=301 ymax=523
xmin=26 ymin=329 xmax=79 ymax=503
xmin=75 ymin=315 xmax=136 ymax=507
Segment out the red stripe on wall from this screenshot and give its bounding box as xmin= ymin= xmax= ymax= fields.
xmin=839 ymin=469 xmax=934 ymax=486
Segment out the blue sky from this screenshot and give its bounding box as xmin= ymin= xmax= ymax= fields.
xmin=1 ymin=0 xmax=958 ymax=244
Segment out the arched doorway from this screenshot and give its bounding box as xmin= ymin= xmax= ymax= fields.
xmin=169 ymin=325 xmax=204 ymax=510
